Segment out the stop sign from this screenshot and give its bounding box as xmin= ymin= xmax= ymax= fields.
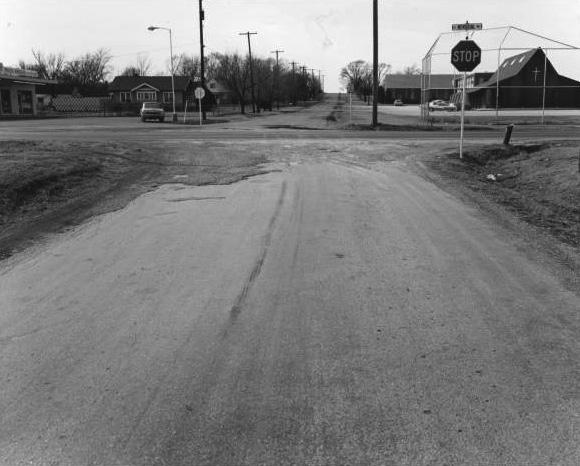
xmin=451 ymin=40 xmax=481 ymax=72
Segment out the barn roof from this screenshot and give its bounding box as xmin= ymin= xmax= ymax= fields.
xmin=481 ymin=48 xmax=539 ymax=87
xmin=383 ymin=74 xmax=456 ymax=89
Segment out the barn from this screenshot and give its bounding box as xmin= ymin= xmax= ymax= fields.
xmin=456 ymin=48 xmax=580 ymax=109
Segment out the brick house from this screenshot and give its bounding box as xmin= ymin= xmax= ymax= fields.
xmin=108 ymin=76 xmax=214 ymax=111
xmin=382 ymin=74 xmax=456 ymax=104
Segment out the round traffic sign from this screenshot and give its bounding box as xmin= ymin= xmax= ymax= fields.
xmin=451 ymin=40 xmax=481 ymax=72
xmin=194 ymin=87 xmax=206 ymax=99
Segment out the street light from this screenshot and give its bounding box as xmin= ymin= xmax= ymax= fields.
xmin=148 ymin=25 xmax=177 ymax=122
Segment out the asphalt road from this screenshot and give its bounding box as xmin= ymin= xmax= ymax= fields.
xmin=0 ymin=107 xmax=579 ymax=465
xmin=1 ymin=111 xmax=579 ymax=143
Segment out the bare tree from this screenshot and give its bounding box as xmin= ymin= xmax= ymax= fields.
xmin=135 ymin=54 xmax=152 ymax=76
xmin=19 ymin=49 xmax=66 ymax=80
xmin=252 ymin=57 xmax=274 ymax=110
xmin=395 ymin=64 xmax=421 ymax=75
xmin=61 ymin=48 xmax=112 ymax=86
xmin=120 ymin=54 xmax=152 ymax=77
xmin=120 ymin=66 xmax=141 ymax=77
xmin=340 ymin=60 xmax=390 ymax=103
xmin=209 ymin=52 xmax=250 ymax=113
xmin=174 ymin=53 xmax=201 ymax=79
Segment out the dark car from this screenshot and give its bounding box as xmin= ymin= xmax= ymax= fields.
xmin=140 ymin=102 xmax=165 ymax=122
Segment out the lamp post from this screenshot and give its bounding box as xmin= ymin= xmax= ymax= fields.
xmin=148 ymin=25 xmax=177 ymax=122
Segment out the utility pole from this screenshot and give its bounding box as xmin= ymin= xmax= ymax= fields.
xmin=271 ymin=49 xmax=284 ymax=110
xmin=372 ymin=0 xmax=379 ymax=127
xmin=310 ymin=69 xmax=316 ymax=99
xmin=198 ymin=0 xmax=206 ymax=120
xmin=290 ymin=61 xmax=297 ymax=105
xmin=301 ymin=66 xmax=308 ymax=102
xmin=239 ymin=31 xmax=258 ymax=113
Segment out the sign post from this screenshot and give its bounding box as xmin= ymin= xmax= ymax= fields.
xmin=194 ymin=87 xmax=205 ymax=126
xmin=450 ymin=29 xmax=482 ymax=159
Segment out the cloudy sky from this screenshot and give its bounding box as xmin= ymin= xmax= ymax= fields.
xmin=2 ymin=0 xmax=580 ymax=91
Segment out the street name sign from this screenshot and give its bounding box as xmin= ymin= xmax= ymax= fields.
xmin=451 ymin=40 xmax=482 ymax=72
xmin=452 ymin=22 xmax=483 ymax=31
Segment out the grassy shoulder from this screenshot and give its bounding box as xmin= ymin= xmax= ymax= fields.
xmin=0 ymin=140 xmax=268 ymax=259
xmin=420 ymin=141 xmax=579 ymax=249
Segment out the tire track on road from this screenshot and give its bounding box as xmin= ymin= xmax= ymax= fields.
xmin=230 ymin=179 xmax=287 ymax=316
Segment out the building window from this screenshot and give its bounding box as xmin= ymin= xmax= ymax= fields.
xmin=17 ymin=90 xmax=33 ymax=114
xmin=162 ymin=92 xmax=173 ymax=103
xmin=136 ymin=91 xmax=156 ymax=102
xmin=120 ymin=92 xmax=131 ymax=103
xmin=1 ymin=89 xmax=12 ymax=114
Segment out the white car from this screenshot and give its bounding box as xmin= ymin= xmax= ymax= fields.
xmin=428 ymin=100 xmax=457 ymax=111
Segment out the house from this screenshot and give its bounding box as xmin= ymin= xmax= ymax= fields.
xmin=0 ymin=63 xmax=57 ymax=117
xmin=454 ymin=48 xmax=580 ymax=109
xmin=108 ymin=76 xmax=214 ymax=112
xmin=206 ymin=78 xmax=234 ymax=105
xmin=383 ymin=74 xmax=456 ymax=104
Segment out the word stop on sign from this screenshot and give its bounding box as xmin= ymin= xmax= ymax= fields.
xmin=452 ymin=50 xmax=480 ymax=61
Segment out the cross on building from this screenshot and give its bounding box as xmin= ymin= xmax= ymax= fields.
xmin=532 ymin=67 xmax=542 ymax=82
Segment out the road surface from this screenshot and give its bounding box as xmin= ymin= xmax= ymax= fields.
xmin=1 ymin=148 xmax=578 ymax=464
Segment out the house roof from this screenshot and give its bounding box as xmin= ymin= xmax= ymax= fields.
xmin=383 ymin=74 xmax=456 ymax=89
xmin=109 ymin=76 xmax=197 ymax=92
xmin=481 ymin=48 xmax=539 ymax=87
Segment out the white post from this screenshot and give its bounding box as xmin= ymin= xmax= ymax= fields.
xmin=459 ymin=71 xmax=467 ymax=159
xmin=349 ymin=92 xmax=352 ymax=125
xmin=198 ymin=97 xmax=202 ymax=126
xmin=169 ymin=29 xmax=176 ymax=122
xmin=183 ymin=99 xmax=188 ymax=123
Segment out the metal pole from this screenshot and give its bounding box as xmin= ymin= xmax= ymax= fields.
xmin=496 ymin=27 xmax=511 ymax=120
xmin=372 ymin=0 xmax=378 ymax=127
xmin=459 ymin=71 xmax=466 ymax=159
xmin=169 ymin=28 xmax=176 ymax=122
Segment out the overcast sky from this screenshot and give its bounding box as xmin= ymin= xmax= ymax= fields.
xmin=2 ymin=0 xmax=580 ymax=91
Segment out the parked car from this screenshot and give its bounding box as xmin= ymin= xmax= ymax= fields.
xmin=428 ymin=100 xmax=457 ymax=111
xmin=393 ymin=99 xmax=404 ymax=106
xmin=140 ymin=102 xmax=165 ymax=122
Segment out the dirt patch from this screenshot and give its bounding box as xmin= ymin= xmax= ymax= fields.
xmin=0 ymin=140 xmax=269 ymax=260
xmin=420 ymin=142 xmax=579 ymax=249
